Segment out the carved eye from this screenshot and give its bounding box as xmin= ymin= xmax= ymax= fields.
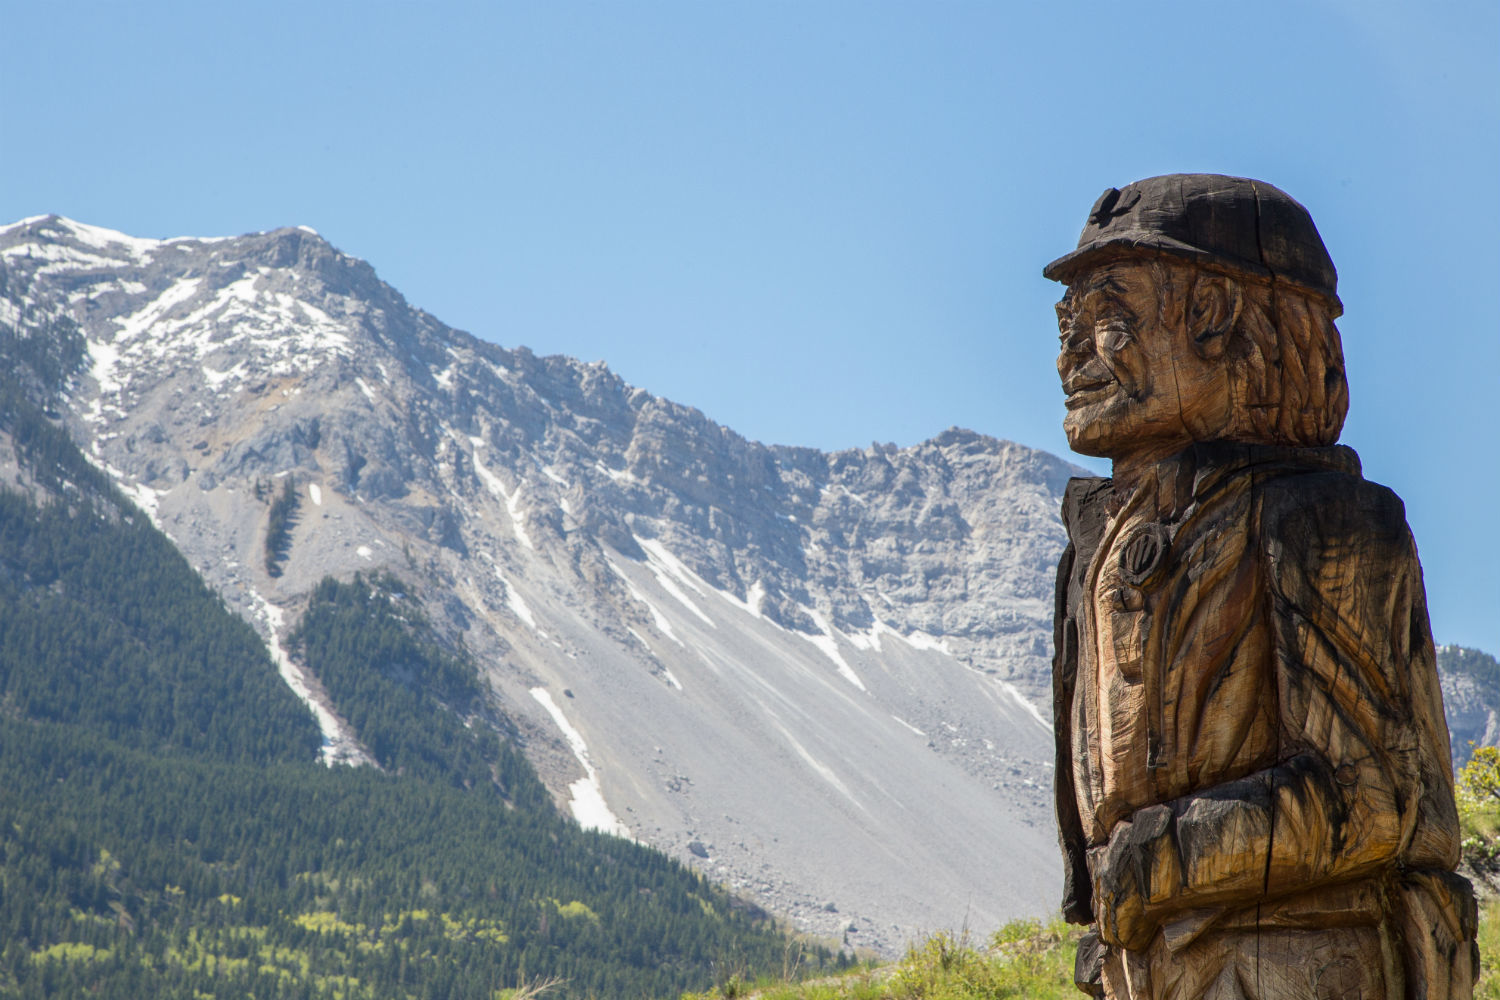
xmin=1096 ymin=319 xmax=1132 ymax=354
xmin=1118 ymin=524 xmax=1170 ymax=589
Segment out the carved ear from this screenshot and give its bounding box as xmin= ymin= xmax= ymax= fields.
xmin=1187 ymin=274 xmax=1241 ymax=359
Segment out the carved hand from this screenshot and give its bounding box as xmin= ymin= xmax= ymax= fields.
xmin=1091 ymin=803 xmax=1181 ymax=952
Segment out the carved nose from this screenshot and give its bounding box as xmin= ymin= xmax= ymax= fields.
xmin=1057 ymin=351 xmax=1086 ymax=383
xmin=1059 ymin=327 xmax=1093 ymax=358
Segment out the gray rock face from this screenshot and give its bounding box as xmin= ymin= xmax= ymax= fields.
xmin=1 ymin=214 xmax=1082 ymax=954
xmin=1440 ymin=645 xmax=1500 ymax=770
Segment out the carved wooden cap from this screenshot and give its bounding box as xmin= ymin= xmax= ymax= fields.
xmin=1044 ymin=174 xmax=1341 ymax=316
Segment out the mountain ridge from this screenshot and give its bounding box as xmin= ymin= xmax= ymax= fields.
xmin=5 ymin=214 xmax=1498 ymax=955
xmin=1 ymin=214 xmax=1077 ymax=953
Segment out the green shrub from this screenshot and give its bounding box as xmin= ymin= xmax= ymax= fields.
xmin=680 ymin=919 xmax=1080 ymax=1000
xmin=1459 ymin=746 xmax=1500 ymax=853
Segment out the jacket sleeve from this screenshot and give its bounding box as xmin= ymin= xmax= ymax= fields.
xmin=1093 ymin=473 xmax=1459 ymax=950
xmin=1054 ymin=478 xmax=1115 ymax=925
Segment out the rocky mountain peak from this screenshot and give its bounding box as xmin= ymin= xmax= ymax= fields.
xmin=2 ymin=216 xmax=1081 ymax=953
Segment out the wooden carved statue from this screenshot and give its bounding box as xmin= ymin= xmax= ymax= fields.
xmin=1045 ymin=174 xmax=1477 ymax=1000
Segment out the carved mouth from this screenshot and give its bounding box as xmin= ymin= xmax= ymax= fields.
xmin=1062 ymin=369 xmax=1116 ymax=406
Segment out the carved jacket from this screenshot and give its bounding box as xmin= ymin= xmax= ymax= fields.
xmin=1052 ymin=442 xmax=1471 ymax=967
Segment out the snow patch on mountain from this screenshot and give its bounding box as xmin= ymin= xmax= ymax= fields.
xmin=800 ymin=608 xmax=867 ymax=692
xmin=494 ymin=568 xmax=540 ymax=632
xmin=470 ymin=443 xmax=533 ymax=550
xmin=892 ymin=715 xmax=926 ymax=737
xmin=904 ymin=630 xmax=953 ymax=655
xmin=1000 ymin=679 xmax=1053 ymax=731
xmin=253 ymin=593 xmax=374 ymax=768
xmin=119 ymin=481 xmax=165 ymax=527
xmin=637 ymin=537 xmax=716 ymax=627
xmin=770 ymin=717 xmax=864 ymax=811
xmin=607 ymin=557 xmax=685 ymax=646
xmin=55 ymin=218 xmax=161 ymax=259
xmin=530 ymin=688 xmax=631 ymax=837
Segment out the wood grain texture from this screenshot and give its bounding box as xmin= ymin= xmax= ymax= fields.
xmin=1048 ymin=175 xmax=1476 ymax=999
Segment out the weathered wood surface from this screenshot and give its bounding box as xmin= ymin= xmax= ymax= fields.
xmin=1046 ymin=175 xmax=1477 ymax=999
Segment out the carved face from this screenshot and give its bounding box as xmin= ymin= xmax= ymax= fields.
xmin=1055 ymin=260 xmax=1231 ymax=462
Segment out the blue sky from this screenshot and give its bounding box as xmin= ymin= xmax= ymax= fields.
xmin=3 ymin=1 xmax=1497 ymax=653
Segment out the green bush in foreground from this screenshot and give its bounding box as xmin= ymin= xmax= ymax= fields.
xmin=682 ymin=919 xmax=1081 ymax=1000
xmin=1459 ymin=746 xmax=1500 ymax=999
xmin=1481 ymin=898 xmax=1500 ymax=1000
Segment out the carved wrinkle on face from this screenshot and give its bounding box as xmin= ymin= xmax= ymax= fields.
xmin=1057 ymin=276 xmax=1140 ymax=408
xmin=1055 ymin=262 xmax=1227 ymax=465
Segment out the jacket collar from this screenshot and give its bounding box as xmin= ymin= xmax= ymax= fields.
xmin=1063 ymin=442 xmax=1360 ymax=521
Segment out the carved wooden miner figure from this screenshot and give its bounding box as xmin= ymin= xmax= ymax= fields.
xmin=1046 ymin=175 xmax=1477 ymax=999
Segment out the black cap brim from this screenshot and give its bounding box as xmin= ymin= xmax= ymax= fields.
xmin=1042 ymin=232 xmax=1270 ymax=285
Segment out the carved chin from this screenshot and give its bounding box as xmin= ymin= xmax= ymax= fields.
xmin=1062 ymin=384 xmax=1140 ymax=451
xmin=1062 ymin=394 xmax=1202 ymax=460
xmin=1062 ymin=409 xmax=1123 ymax=458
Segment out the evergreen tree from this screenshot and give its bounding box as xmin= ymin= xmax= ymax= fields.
xmin=0 ymin=307 xmax=845 ymax=998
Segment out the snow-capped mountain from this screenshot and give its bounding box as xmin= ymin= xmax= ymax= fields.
xmin=0 ymin=215 xmax=1077 ymax=953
